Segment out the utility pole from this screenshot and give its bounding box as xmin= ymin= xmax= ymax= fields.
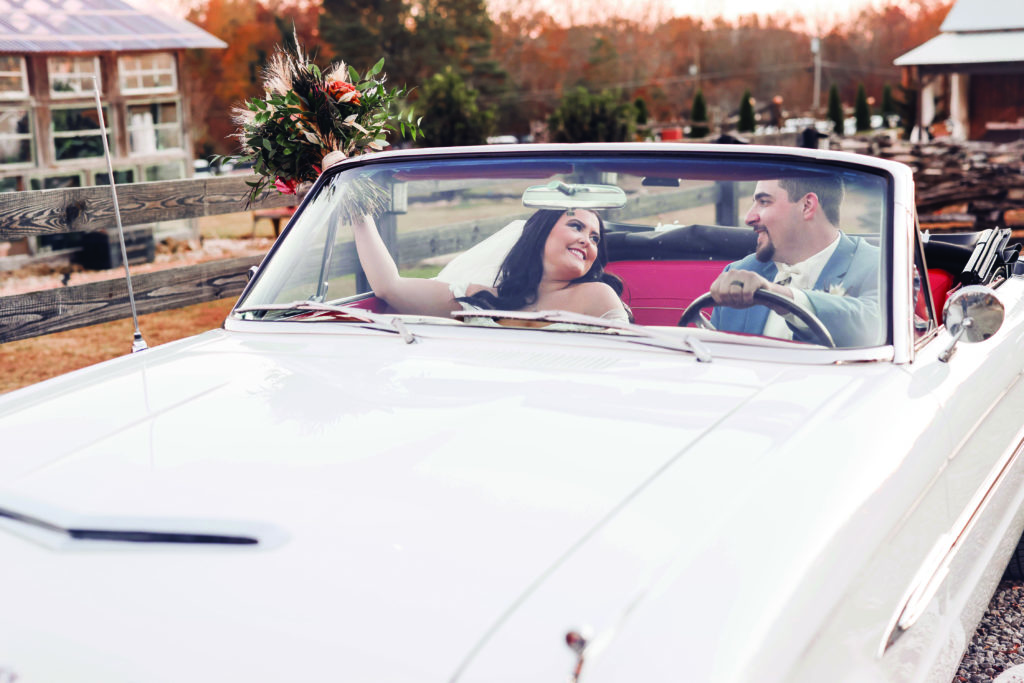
xmin=690 ymin=43 xmax=701 ymax=90
xmin=811 ymin=36 xmax=822 ymax=111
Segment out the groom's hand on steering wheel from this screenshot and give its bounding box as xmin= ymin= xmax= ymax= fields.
xmin=710 ymin=270 xmax=791 ymax=311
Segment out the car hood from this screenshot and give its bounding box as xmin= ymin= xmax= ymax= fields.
xmin=0 ymin=326 xmax=883 ymax=682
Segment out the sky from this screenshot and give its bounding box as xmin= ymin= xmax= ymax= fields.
xmin=478 ymin=0 xmax=891 ymax=29
xmin=156 ymin=0 xmax=888 ymax=23
xmin=674 ymin=0 xmax=877 ymax=21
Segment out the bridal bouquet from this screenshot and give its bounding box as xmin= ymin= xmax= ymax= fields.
xmin=223 ymin=40 xmax=421 ymax=205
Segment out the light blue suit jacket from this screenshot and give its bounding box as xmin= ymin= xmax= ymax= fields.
xmin=709 ymin=233 xmax=881 ymax=347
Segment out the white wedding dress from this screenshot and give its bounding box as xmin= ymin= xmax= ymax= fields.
xmin=436 ymin=219 xmax=629 ymax=323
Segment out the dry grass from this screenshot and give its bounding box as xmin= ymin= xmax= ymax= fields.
xmin=0 ymin=207 xmax=447 ymax=396
xmin=0 ymin=297 xmax=236 ymax=395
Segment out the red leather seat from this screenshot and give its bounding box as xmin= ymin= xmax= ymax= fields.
xmin=606 ymin=261 xmax=729 ymax=326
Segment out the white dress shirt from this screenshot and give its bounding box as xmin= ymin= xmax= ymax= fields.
xmin=762 ymin=233 xmax=841 ymax=340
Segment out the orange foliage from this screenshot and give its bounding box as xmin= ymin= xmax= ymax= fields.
xmin=180 ymin=0 xmax=953 ymax=143
xmin=182 ymin=0 xmax=328 ymax=156
xmin=488 ymin=0 xmax=952 ymax=127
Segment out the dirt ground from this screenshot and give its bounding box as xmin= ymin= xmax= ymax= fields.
xmin=0 ymin=213 xmax=270 ymax=395
xmin=1 ymin=210 xmax=446 ymax=395
xmin=0 ymin=296 xmax=237 ymax=394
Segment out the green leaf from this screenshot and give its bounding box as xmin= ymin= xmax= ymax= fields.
xmin=368 ymin=57 xmax=385 ymax=78
xmin=310 ymin=64 xmax=321 ymax=79
xmin=348 ymin=65 xmax=359 ymax=83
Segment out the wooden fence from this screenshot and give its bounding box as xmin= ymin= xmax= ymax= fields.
xmin=0 ymin=176 xmax=736 ymax=344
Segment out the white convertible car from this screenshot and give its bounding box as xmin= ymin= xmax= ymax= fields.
xmin=2 ymin=144 xmax=1023 ymax=682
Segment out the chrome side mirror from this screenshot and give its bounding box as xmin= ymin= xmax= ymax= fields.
xmin=939 ymin=285 xmax=1004 ymax=362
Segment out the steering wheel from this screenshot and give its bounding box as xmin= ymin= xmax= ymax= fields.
xmin=677 ymin=289 xmax=835 ymax=348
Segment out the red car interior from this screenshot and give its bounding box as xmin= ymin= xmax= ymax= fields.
xmin=344 ymin=225 xmax=971 ymax=334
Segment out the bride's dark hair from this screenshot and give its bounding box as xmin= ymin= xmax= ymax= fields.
xmin=458 ymin=209 xmax=623 ymax=311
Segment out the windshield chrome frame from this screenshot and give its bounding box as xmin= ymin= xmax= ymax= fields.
xmin=230 ymin=143 xmax=913 ymax=363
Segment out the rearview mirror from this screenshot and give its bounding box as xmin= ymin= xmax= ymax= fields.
xmin=522 ymin=182 xmax=627 ymax=211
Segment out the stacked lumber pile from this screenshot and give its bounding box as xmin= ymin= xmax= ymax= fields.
xmin=857 ymin=137 xmax=1024 ymax=237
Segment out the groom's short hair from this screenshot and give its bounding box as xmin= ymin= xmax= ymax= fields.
xmin=777 ymin=176 xmax=844 ymax=226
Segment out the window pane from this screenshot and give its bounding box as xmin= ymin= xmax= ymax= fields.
xmin=53 ymin=106 xmax=110 ymax=159
xmin=0 ymin=110 xmax=29 ymax=135
xmin=0 ymin=176 xmax=17 ymax=192
xmin=55 ymin=135 xmax=105 ymax=160
xmin=0 ymin=139 xmax=30 ymax=164
xmin=156 ymin=128 xmax=181 ymax=149
xmin=0 ymin=56 xmax=25 ymax=96
xmin=52 ymin=107 xmax=107 ymax=132
xmin=49 ymin=57 xmax=98 ymax=95
xmin=128 ymin=102 xmax=182 ymax=153
xmin=0 ymin=76 xmax=24 ymax=92
xmin=95 ymin=169 xmax=135 ymax=185
xmin=119 ymin=52 xmax=175 ymax=92
xmin=144 ymin=162 xmax=183 ymax=181
xmin=30 ymin=174 xmax=81 ymax=190
xmin=157 ymin=102 xmax=178 ymax=122
xmin=0 ymin=110 xmax=32 ymax=165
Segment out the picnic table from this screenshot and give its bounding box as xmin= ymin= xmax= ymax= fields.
xmin=252 ymin=206 xmax=296 ymax=237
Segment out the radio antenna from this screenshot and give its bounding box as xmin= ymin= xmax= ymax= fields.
xmin=91 ymin=77 xmax=146 ymax=353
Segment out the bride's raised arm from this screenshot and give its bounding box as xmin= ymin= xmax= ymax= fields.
xmin=350 ymin=215 xmax=459 ymax=317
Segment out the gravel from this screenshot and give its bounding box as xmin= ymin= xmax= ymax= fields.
xmin=954 ymin=580 xmax=1024 ymax=682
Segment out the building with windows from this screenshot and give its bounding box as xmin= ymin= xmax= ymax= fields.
xmin=0 ymin=0 xmax=225 ymax=250
xmin=894 ymin=0 xmax=1024 ymax=142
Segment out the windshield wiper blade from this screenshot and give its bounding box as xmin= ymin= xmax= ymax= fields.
xmin=234 ymin=301 xmax=416 ymax=343
xmin=0 ymin=506 xmax=258 ymax=545
xmin=451 ymin=309 xmax=712 ymax=362
xmin=235 ymin=301 xmax=377 ymax=321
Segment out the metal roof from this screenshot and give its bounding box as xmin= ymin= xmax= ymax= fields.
xmin=895 ymin=0 xmax=1024 ymax=68
xmin=894 ymin=30 xmax=1024 ymax=67
xmin=0 ymin=0 xmax=227 ymax=53
xmin=940 ymin=0 xmax=1024 ymax=33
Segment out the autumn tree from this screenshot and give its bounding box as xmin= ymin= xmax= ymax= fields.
xmin=737 ymin=89 xmax=755 ymax=133
xmin=854 ymin=83 xmax=872 ymax=132
xmin=547 ymin=87 xmax=634 ymax=143
xmin=881 ymin=83 xmax=898 ymax=124
xmin=319 ymin=0 xmax=413 ymax=81
xmin=827 ymin=84 xmax=844 ymax=135
xmin=182 ymin=0 xmax=324 ymax=157
xmin=896 ymin=83 xmax=918 ymax=139
xmin=689 ymin=89 xmax=708 ymax=138
xmin=416 ymin=67 xmax=495 ymax=147
xmin=412 ymin=0 xmax=506 ymax=91
xmin=634 ymin=97 xmax=648 ymax=126
xmin=182 ymin=0 xmax=958 ymax=154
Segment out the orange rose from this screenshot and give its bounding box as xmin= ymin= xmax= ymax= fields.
xmin=327 ymin=80 xmax=361 ymax=106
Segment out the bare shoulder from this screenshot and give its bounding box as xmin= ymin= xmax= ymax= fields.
xmin=569 ymin=281 xmax=624 ymax=315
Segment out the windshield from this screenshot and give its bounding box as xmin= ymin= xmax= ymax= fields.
xmin=236 ymin=151 xmax=891 ymax=349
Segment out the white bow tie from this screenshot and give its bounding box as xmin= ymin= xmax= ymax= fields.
xmin=774 ymin=263 xmax=801 ymax=286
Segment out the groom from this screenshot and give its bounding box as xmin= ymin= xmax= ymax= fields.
xmin=708 ymin=176 xmax=880 ymax=347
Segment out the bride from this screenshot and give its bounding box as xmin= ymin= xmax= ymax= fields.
xmin=351 ymin=208 xmax=630 ymax=322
